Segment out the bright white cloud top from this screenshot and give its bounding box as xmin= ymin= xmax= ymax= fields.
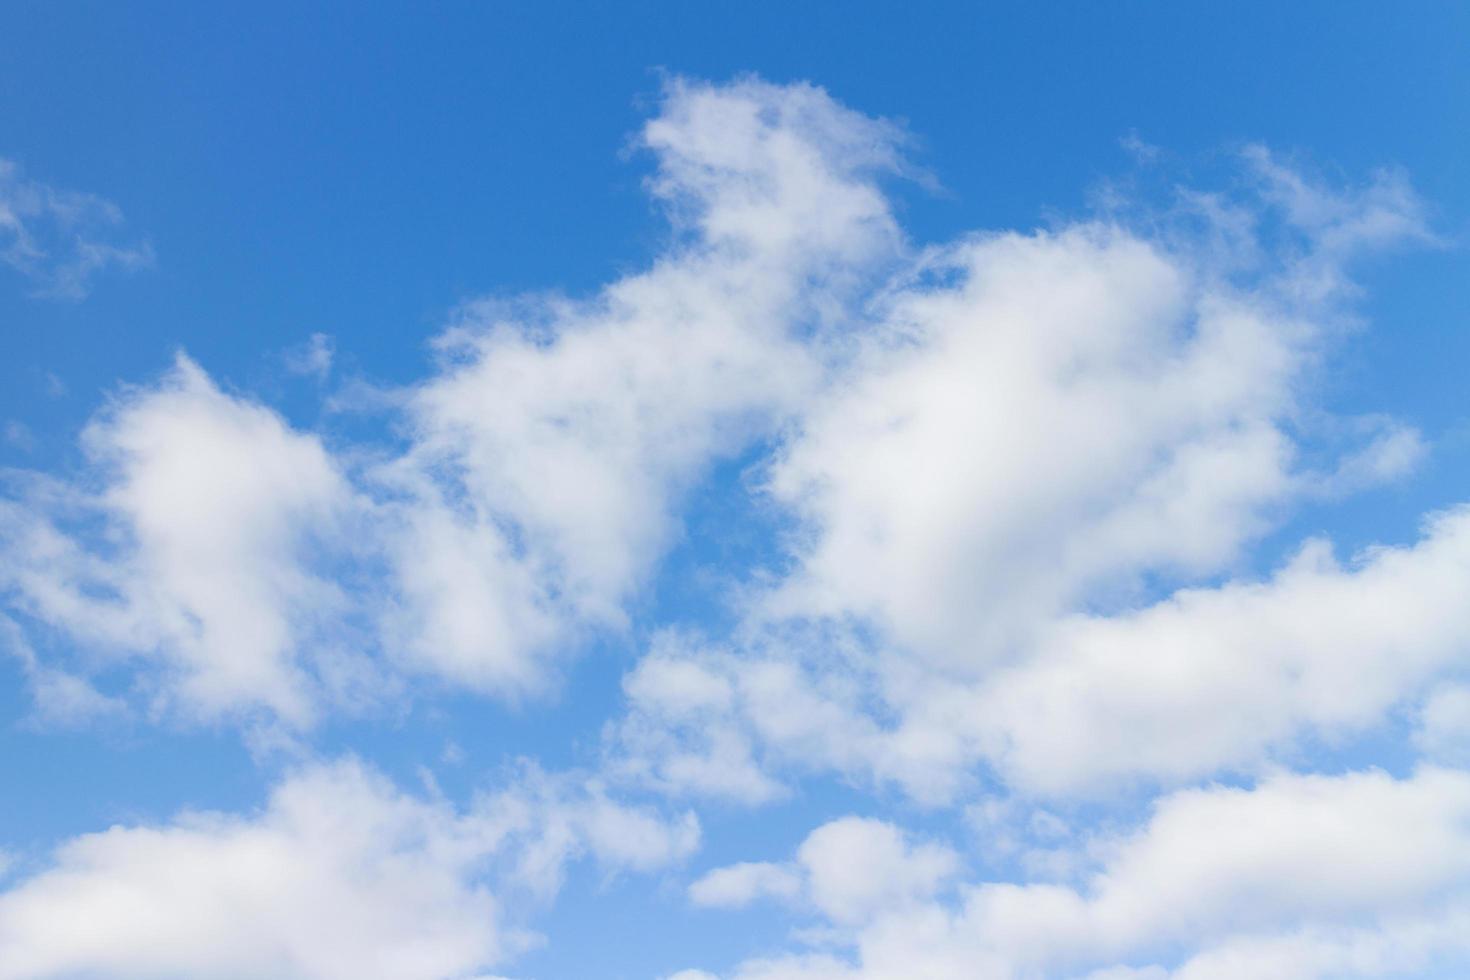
xmin=1 ymin=76 xmax=1465 ymax=980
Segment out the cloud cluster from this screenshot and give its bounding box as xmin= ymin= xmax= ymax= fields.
xmin=614 ymin=504 xmax=1470 ymax=803
xmin=0 ymin=78 xmax=906 ymax=726
xmin=1 ymin=76 xmax=1462 ymax=980
xmin=684 ymin=767 xmax=1470 ymax=979
xmin=0 ymin=758 xmax=696 ymax=980
xmin=606 ymin=129 xmax=1452 ymax=807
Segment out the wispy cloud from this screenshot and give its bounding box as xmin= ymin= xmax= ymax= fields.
xmin=284 ymin=332 xmax=336 ymax=380
xmin=0 ymin=158 xmax=153 ymax=300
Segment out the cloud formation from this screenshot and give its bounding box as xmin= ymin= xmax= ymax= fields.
xmin=684 ymin=767 xmax=1470 ymax=980
xmin=609 ymin=503 xmax=1470 ymax=803
xmin=0 ymin=76 xmax=1461 ymax=979
xmin=604 ymin=128 xmax=1447 ymax=808
xmin=0 ymin=356 xmax=356 ymax=725
xmin=0 ymin=758 xmax=696 ymax=980
xmin=0 ymin=78 xmax=906 ymax=723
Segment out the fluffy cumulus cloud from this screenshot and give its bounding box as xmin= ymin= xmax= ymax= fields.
xmin=0 ymin=758 xmax=697 ymax=980
xmin=609 ymin=505 xmax=1470 ymax=802
xmin=0 ymin=77 xmax=906 ymax=724
xmin=680 ymin=768 xmax=1470 ymax=980
xmin=691 ymin=817 xmax=956 ymax=926
xmin=0 ymin=157 xmax=153 ymax=299
xmin=972 ymin=507 xmax=1470 ymax=793
xmin=374 ymin=76 xmax=901 ymax=692
xmin=2 ymin=75 xmax=1466 ymax=979
xmin=0 ymin=759 xmax=509 ymax=980
xmin=0 ymin=355 xmax=356 ymax=725
xmin=760 ymin=145 xmax=1431 ymax=667
xmin=605 ymin=127 xmax=1453 ymax=808
xmin=608 ymin=627 xmax=977 ymax=805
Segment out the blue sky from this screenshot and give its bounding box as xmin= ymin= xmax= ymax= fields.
xmin=2 ymin=4 xmax=1469 ymax=979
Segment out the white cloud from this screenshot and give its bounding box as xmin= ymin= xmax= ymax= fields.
xmin=0 ymin=757 xmax=697 ymax=980
xmin=797 ymin=817 xmax=958 ymax=927
xmin=1316 ymin=419 xmax=1426 ymax=493
xmin=684 ymin=767 xmax=1470 ymax=980
xmin=0 ymin=74 xmax=1463 ymax=980
xmin=379 ymin=77 xmax=903 ymax=688
xmin=690 ymin=861 xmax=803 ymax=909
xmin=601 ymin=141 xmax=1445 ymax=804
xmin=1 ymin=92 xmax=1458 ymax=977
xmin=0 ymin=613 xmax=127 ymax=727
xmin=0 ymin=157 xmax=153 ymax=299
xmin=0 ymin=78 xmax=912 ymax=723
xmin=0 ymin=759 xmax=512 ymax=980
xmin=971 ymin=506 xmax=1470 ymax=793
xmin=614 ymin=505 xmax=1470 ymax=802
xmin=0 ymin=354 xmax=356 ymax=725
xmin=1414 ymin=683 xmax=1470 ymax=765
xmin=969 ymin=767 xmax=1470 ymax=966
xmin=761 ymin=154 xmax=1427 ymax=667
xmin=608 ymin=627 xmax=972 ymax=805
xmin=285 ymin=332 xmax=336 ymax=379
xmin=374 ymin=484 xmax=560 ymax=698
xmin=690 ymin=816 xmax=956 ymax=927
xmin=610 ymin=634 xmax=796 ymax=804
xmin=473 ymin=763 xmax=701 ymax=902
xmin=1159 ymin=907 xmax=1470 ymax=980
